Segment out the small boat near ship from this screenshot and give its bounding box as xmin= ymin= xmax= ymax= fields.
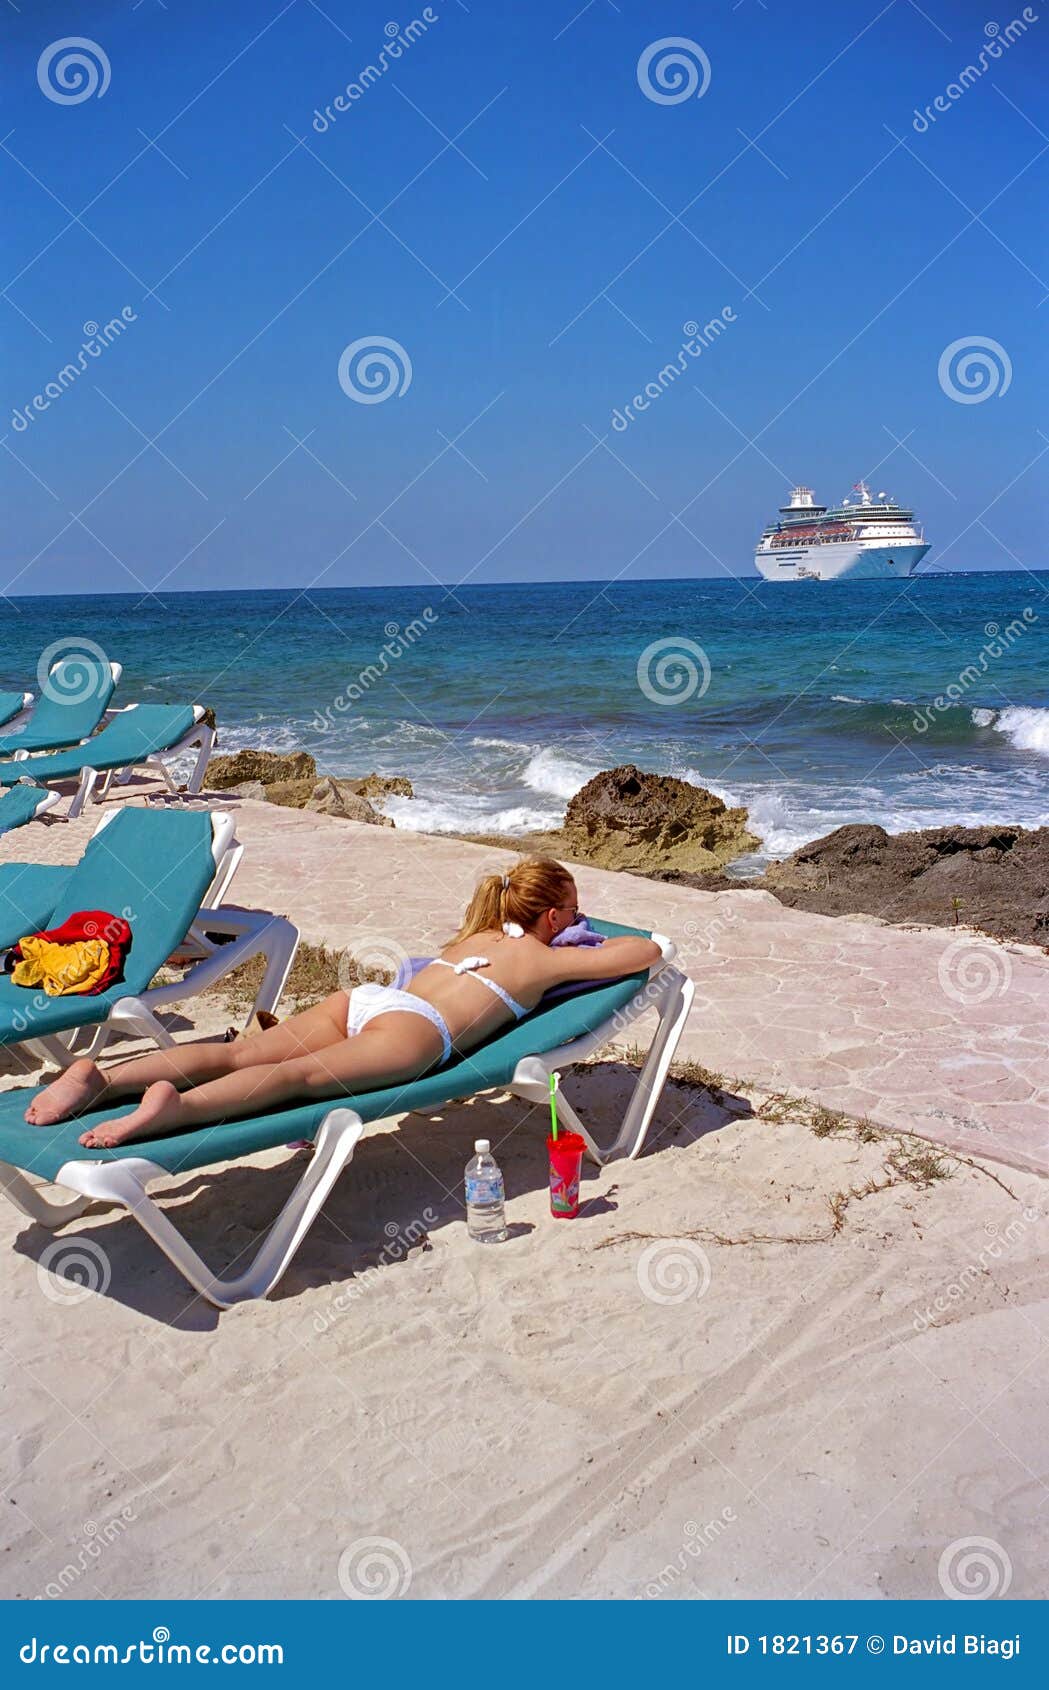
xmin=755 ymin=481 xmax=930 ymax=581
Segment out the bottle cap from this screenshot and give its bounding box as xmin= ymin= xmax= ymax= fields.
xmin=475 ymin=1139 xmax=490 ymax=1154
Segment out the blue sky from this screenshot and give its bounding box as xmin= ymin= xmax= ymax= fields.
xmin=2 ymin=0 xmax=1047 ymax=594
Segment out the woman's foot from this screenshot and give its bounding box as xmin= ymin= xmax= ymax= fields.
xmin=26 ymin=1058 xmax=108 ymax=1126
xmin=78 ymin=1081 xmax=182 ymax=1150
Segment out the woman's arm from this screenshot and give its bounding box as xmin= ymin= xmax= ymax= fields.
xmin=544 ymin=933 xmax=662 ymax=985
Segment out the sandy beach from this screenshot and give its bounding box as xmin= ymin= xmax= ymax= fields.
xmin=1 ymin=788 xmax=1046 ymax=1600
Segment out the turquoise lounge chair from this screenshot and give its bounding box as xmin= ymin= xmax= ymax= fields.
xmin=0 ymin=690 xmax=34 ymax=731
xmin=0 ymin=860 xmax=71 ymax=939
xmin=0 ymin=806 xmax=244 ymax=950
xmin=0 ymin=657 xmax=121 ymax=755
xmin=0 ymin=806 xmax=297 ymax=1070
xmin=0 ymin=923 xmax=693 ymax=1307
xmin=0 ymin=703 xmax=215 ymax=816
xmin=0 ymin=783 xmax=63 ymax=836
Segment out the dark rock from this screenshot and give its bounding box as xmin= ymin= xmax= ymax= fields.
xmin=557 ymin=764 xmax=759 ymax=872
xmin=207 ymin=749 xmax=317 ymax=789
xmin=656 ymin=822 xmax=1049 ymax=947
xmin=306 ymin=777 xmax=395 ymax=826
xmin=261 ymin=778 xmax=317 ymax=809
xmin=343 ymin=773 xmax=413 ymax=800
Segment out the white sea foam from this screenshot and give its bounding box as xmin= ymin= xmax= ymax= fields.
xmin=521 ymin=746 xmax=597 ymax=799
xmin=469 ymin=735 xmax=529 ymax=753
xmin=831 ymin=694 xmax=864 ymax=705
xmin=382 ymin=793 xmax=561 ymax=835
xmin=987 ymin=705 xmax=1049 ymax=757
xmin=971 ymin=708 xmax=996 ymax=727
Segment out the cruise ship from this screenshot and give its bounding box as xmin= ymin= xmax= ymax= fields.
xmin=755 ymin=482 xmax=930 ymax=581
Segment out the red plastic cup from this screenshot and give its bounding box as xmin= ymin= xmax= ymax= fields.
xmin=547 ymin=1131 xmax=585 ymax=1219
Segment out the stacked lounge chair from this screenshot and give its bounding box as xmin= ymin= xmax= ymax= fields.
xmin=0 ymin=806 xmax=296 ymax=1069
xmin=0 ymin=703 xmax=215 ymax=818
xmin=0 ymin=783 xmax=64 ymax=835
xmin=0 ymin=691 xmax=34 ymax=732
xmin=0 ymin=655 xmax=121 ymax=755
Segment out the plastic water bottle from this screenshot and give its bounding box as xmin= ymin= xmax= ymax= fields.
xmin=465 ymin=1139 xmax=508 ymax=1243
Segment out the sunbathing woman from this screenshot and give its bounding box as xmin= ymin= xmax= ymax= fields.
xmin=27 ymin=857 xmax=661 ymax=1150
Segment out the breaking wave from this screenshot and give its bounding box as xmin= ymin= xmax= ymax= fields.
xmin=984 ymin=704 xmax=1049 ymax=757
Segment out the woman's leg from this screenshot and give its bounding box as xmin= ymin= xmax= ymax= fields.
xmin=27 ymin=994 xmax=350 ymax=1126
xmin=78 ymin=1011 xmax=443 ymax=1149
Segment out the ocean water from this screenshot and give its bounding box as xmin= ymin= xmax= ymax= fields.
xmin=3 ymin=573 xmax=1047 ymax=867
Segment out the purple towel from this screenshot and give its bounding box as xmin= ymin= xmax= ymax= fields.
xmin=550 ymin=916 xmax=605 ymax=948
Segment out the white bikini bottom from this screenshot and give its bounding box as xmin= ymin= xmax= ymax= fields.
xmin=346 ymin=982 xmax=452 ymax=1065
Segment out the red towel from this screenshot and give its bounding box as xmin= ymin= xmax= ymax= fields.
xmin=9 ymin=909 xmax=132 ymax=994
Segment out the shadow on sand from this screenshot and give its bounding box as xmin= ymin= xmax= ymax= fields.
xmin=11 ymin=1062 xmax=753 ymax=1328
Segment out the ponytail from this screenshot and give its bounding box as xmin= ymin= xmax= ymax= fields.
xmin=452 ymin=858 xmax=575 ymax=943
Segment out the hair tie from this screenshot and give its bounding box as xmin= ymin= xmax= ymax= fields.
xmin=501 ymin=874 xmax=510 ymax=890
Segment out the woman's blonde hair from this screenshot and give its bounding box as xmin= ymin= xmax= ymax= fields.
xmin=453 ymin=857 xmax=575 ymax=943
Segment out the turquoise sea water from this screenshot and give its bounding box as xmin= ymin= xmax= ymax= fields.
xmin=2 ymin=573 xmax=1047 ymax=863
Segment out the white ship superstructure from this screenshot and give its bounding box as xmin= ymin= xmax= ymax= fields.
xmin=755 ymin=482 xmax=930 ymax=581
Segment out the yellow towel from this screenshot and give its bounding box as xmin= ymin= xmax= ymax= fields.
xmin=12 ymin=936 xmax=112 ymax=997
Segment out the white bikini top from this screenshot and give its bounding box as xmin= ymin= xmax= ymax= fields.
xmin=432 ymin=954 xmax=529 ymax=1020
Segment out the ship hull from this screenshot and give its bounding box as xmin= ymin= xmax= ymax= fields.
xmin=754 ymin=541 xmax=929 ymax=582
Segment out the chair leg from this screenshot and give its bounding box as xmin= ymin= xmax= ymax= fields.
xmin=509 ymin=967 xmax=695 ymax=1164
xmin=611 ymin=968 xmax=695 ymax=1160
xmin=0 ymin=1161 xmax=92 ymax=1227
xmin=144 ymin=755 xmax=180 ymax=796
xmin=22 ymin=1033 xmax=88 ymax=1070
xmin=185 ymin=724 xmax=215 ymax=795
xmin=249 ymin=921 xmax=300 ymax=1021
xmin=67 ymin=768 xmax=99 ymax=821
xmin=49 ymin=1109 xmax=365 ymax=1308
xmin=92 ymin=998 xmax=177 ymax=1057
xmin=509 ymin=1058 xmax=608 ymax=1164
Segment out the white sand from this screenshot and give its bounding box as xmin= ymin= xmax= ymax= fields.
xmin=1 ymin=789 xmax=1047 ymax=1599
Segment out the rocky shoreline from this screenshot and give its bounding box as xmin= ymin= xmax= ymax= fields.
xmin=654 ymin=821 xmax=1049 ymax=949
xmin=205 ymin=749 xmax=411 ymax=828
xmin=209 ymin=752 xmax=1046 ymax=950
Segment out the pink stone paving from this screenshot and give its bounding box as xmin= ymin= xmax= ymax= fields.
xmin=3 ymin=786 xmax=1047 ymax=1175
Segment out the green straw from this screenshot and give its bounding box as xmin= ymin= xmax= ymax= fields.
xmin=549 ymin=1071 xmax=559 ymax=1140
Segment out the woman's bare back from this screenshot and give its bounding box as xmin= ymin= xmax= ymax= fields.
xmin=404 ymin=928 xmax=554 ymax=1052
